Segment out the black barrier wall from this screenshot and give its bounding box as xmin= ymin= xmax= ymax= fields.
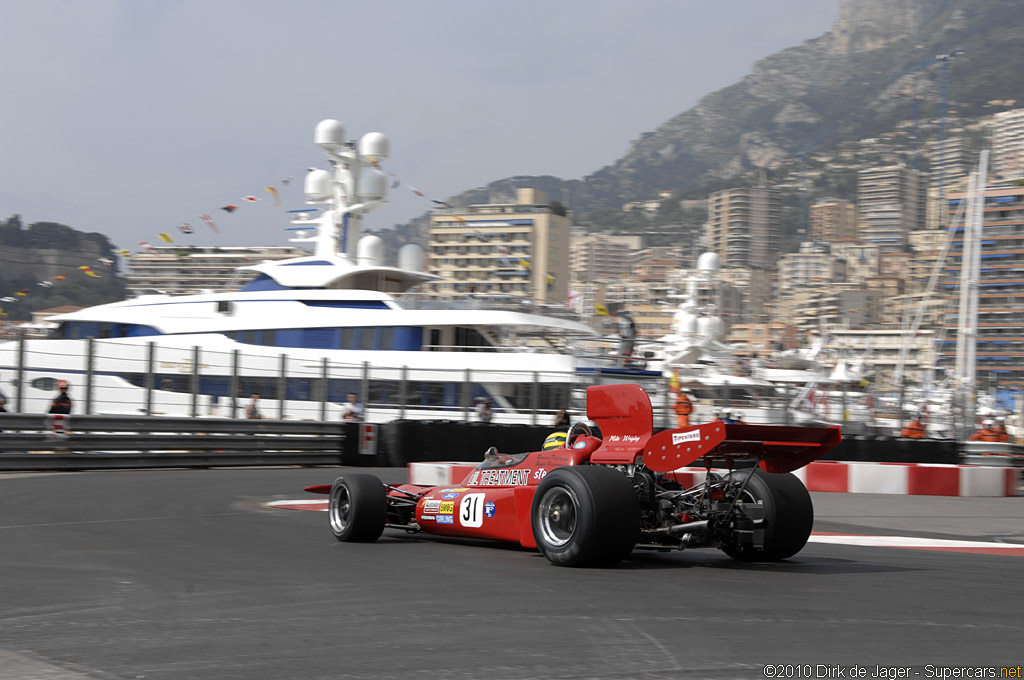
xmin=357 ymin=422 xmax=962 ymax=468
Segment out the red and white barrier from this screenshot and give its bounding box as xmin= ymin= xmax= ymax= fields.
xmin=668 ymin=460 xmax=1022 ymax=498
xmin=408 ymin=462 xmax=477 ymax=487
xmin=409 ymin=460 xmax=1022 ymax=497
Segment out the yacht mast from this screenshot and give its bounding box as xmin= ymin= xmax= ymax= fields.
xmin=294 ymin=119 xmax=391 ymax=260
xmin=954 ymin=150 xmax=988 ymax=415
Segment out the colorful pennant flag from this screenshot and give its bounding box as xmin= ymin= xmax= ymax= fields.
xmin=595 ymin=303 xmax=609 ymax=316
xmin=220 ymin=205 xmax=238 ymax=213
xmin=157 ymin=233 xmax=174 ymax=243
xmin=54 ymin=274 xmax=67 ymax=281
xmin=243 ymin=195 xmax=259 ymax=203
xmin=178 ymin=223 xmax=193 ymax=234
xmin=84 ymin=270 xmax=101 ymax=278
xmin=200 ymin=215 xmax=219 ymax=233
xmin=265 ymin=187 xmax=281 ymax=206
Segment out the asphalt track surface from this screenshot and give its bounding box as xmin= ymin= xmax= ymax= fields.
xmin=1 ymin=467 xmax=1022 ymax=680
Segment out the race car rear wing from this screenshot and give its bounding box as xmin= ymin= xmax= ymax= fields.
xmin=584 ymin=383 xmax=841 ymax=474
xmin=642 ymin=421 xmax=842 ymax=474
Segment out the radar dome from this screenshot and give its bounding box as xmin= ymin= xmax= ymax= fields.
xmin=398 ymin=244 xmax=425 ymax=272
xmin=359 ymin=132 xmax=390 ymax=161
xmin=314 ymin=119 xmax=346 ymax=151
xmin=358 ymin=167 xmax=388 ymax=201
xmin=674 ymin=310 xmax=698 ymax=335
xmin=304 ymin=169 xmax=333 ymax=202
xmin=697 ymin=252 xmax=720 ymax=273
xmin=357 ymin=234 xmax=385 ymax=266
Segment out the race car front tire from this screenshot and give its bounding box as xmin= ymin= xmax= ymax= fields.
xmin=329 ymin=474 xmax=387 ymax=542
xmin=721 ymin=468 xmax=813 ymax=561
xmin=531 ymin=465 xmax=640 ymax=567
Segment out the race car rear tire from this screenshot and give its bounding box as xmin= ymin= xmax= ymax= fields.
xmin=531 ymin=465 xmax=640 ymax=567
xmin=721 ymin=468 xmax=813 ymax=562
xmin=329 ymin=474 xmax=386 ymax=543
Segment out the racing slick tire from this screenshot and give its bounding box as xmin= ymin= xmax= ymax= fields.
xmin=531 ymin=465 xmax=640 ymax=567
xmin=721 ymin=468 xmax=813 ymax=562
xmin=329 ymin=474 xmax=387 ymax=543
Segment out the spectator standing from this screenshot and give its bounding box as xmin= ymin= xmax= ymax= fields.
xmin=900 ymin=414 xmax=926 ymax=439
xmin=617 ymin=312 xmax=637 ymax=366
xmin=245 ymin=393 xmax=263 ymax=419
xmin=552 ymin=409 xmax=570 ymax=427
xmin=48 ymin=380 xmax=72 ymax=415
xmin=342 ymin=392 xmax=364 ymax=422
xmin=474 ymin=396 xmax=493 ymax=423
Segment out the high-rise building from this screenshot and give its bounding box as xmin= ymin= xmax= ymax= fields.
xmin=427 ymin=188 xmax=571 ymax=304
xmin=705 ymin=187 xmax=780 ymax=270
xmin=925 ymin=136 xmax=969 ymax=228
xmin=939 ymin=181 xmax=1024 ymax=387
xmin=992 ymin=108 xmax=1024 ymax=179
xmin=808 ymin=198 xmax=857 ymax=242
xmin=857 ymin=163 xmax=927 ymax=251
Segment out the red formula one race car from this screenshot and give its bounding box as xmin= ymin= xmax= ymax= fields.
xmin=306 ymin=384 xmax=842 ymax=567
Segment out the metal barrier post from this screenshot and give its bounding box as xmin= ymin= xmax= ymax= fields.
xmin=277 ymin=353 xmax=286 ymax=420
xmin=85 ymin=337 xmax=95 ymax=415
xmin=190 ymin=346 xmax=200 ymax=418
xmin=531 ymin=371 xmax=539 ymax=426
xmin=15 ymin=328 xmax=25 ymax=413
xmin=399 ymin=366 xmax=408 ymax=420
xmin=230 ymin=350 xmax=240 ymax=419
xmin=144 ymin=342 xmax=155 ymax=416
xmin=361 ymin=361 xmax=370 ymax=422
xmin=319 ymin=358 xmax=328 ymax=421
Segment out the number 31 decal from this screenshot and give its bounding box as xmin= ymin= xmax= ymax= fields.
xmin=459 ymin=493 xmax=485 ymax=527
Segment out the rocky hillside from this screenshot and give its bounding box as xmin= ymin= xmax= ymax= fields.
xmin=387 ymin=0 xmax=1024 ymax=252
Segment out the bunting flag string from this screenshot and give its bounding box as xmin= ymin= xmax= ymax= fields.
xmin=0 ymin=157 xmax=460 ymax=308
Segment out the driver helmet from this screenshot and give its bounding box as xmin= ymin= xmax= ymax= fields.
xmin=720 ymin=409 xmax=732 ymax=420
xmin=542 ymin=431 xmax=568 ymax=450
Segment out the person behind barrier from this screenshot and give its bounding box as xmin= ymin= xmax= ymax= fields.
xmin=245 ymin=393 xmax=263 ymax=420
xmin=900 ymin=414 xmax=926 ymax=439
xmin=342 ymin=392 xmax=363 ymax=422
xmin=552 ymin=409 xmax=570 ymax=427
xmin=968 ymin=420 xmax=1001 ymax=442
xmin=992 ymin=417 xmax=1010 ymax=443
xmin=474 ymin=396 xmax=493 ymax=423
xmin=720 ymin=409 xmax=738 ymax=424
xmin=674 ymin=388 xmax=693 ymax=427
xmin=48 ymin=380 xmax=72 ymax=415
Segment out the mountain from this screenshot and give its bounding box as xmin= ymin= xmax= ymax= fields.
xmin=387 ymin=0 xmax=1024 ymax=254
xmin=0 ymin=215 xmax=126 ymax=321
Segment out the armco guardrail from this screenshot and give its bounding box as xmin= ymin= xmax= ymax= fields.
xmin=0 ymin=413 xmax=346 ymax=470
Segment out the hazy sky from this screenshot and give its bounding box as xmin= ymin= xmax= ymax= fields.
xmin=0 ymin=0 xmax=837 ymax=253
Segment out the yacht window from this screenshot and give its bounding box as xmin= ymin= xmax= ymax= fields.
xmin=359 ymin=328 xmax=376 ymax=350
xmin=380 ymin=327 xmax=394 ymax=350
xmin=340 ymin=328 xmax=356 ymax=349
xmin=262 ymin=330 xmax=276 ymax=346
xmin=242 ymin=330 xmax=259 ymax=344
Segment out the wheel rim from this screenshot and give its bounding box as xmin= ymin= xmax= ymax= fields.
xmin=329 ymin=483 xmax=352 ymax=534
xmin=537 ymin=485 xmax=579 ymax=547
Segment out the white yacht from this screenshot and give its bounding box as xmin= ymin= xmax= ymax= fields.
xmin=1 ymin=119 xmax=658 ymax=421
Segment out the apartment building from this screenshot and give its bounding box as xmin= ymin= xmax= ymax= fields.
xmin=427 ymin=188 xmax=571 ymax=304
xmin=125 ymin=245 xmax=310 ymax=296
xmin=939 ymin=182 xmax=1024 ymax=387
xmin=705 ymin=187 xmax=781 ymax=270
xmin=808 ymin=198 xmax=857 ymax=242
xmin=992 ymin=108 xmax=1024 ymax=180
xmin=569 ymin=234 xmax=642 ymax=283
xmin=857 ymin=163 xmax=927 ymax=251
xmin=777 ymin=242 xmax=847 ymax=293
